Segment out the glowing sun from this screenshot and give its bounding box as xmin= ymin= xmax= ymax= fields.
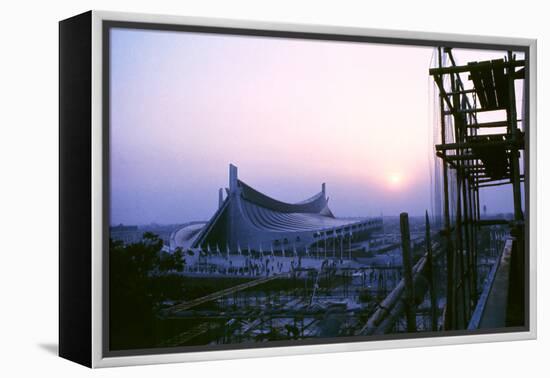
xmin=387 ymin=172 xmax=404 ymax=189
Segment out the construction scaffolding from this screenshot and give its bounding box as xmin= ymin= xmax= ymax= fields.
xmin=354 ymin=47 xmax=528 ymax=336
xmin=429 ymin=47 xmax=526 ymax=330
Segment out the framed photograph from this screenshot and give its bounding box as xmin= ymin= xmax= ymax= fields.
xmin=59 ymin=10 xmax=537 ymax=368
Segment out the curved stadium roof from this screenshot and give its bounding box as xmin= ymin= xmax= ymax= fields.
xmin=180 ymin=164 xmax=381 ymax=252
xmin=238 ymin=190 xmax=356 ymax=232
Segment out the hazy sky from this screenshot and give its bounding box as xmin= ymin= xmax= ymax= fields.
xmin=109 ymin=28 xmax=523 ymax=225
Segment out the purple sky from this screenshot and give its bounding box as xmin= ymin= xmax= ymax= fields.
xmin=109 ymin=28 xmax=524 ymax=225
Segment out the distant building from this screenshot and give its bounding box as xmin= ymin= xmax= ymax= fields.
xmin=171 ymin=164 xmax=382 ymax=254
xmin=110 ymin=224 xmax=141 ymax=244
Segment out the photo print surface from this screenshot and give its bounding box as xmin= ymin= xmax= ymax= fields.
xmin=106 ymin=24 xmax=529 ymax=354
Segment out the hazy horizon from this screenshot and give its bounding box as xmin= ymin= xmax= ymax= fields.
xmin=109 ymin=28 xmax=522 ymax=225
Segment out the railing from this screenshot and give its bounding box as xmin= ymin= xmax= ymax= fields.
xmin=468 ymin=237 xmax=522 ymax=329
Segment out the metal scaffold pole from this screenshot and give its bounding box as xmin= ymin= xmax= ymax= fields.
xmin=437 ymin=47 xmax=455 ymax=330
xmin=426 ymin=211 xmax=438 ymax=331
xmin=400 ymin=212 xmax=416 ymax=332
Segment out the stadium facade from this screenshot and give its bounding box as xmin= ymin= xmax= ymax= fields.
xmin=171 ymin=164 xmax=382 ymax=255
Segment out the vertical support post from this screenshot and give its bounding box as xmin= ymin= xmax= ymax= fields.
xmin=469 ymin=91 xmax=480 ymax=301
xmin=506 ymin=52 xmax=523 ymax=222
xmin=475 ymin=181 xmax=481 ymax=296
xmin=450 ymin=66 xmax=467 ymax=328
xmin=437 ymin=47 xmax=455 ymax=330
xmin=461 ymin=174 xmax=472 ymax=315
xmin=468 ymin=181 xmax=478 ymax=305
xmin=506 ymin=51 xmax=525 ymax=326
xmin=426 ymin=211 xmax=438 ymax=331
xmin=400 ymin=212 xmax=416 ymax=332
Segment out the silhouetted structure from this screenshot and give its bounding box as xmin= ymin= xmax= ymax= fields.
xmin=430 ymin=47 xmax=526 ymax=330
xmin=172 ymin=164 xmax=382 ymax=255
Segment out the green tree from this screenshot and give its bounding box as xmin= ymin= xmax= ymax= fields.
xmin=110 ymin=232 xmax=186 ymax=350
